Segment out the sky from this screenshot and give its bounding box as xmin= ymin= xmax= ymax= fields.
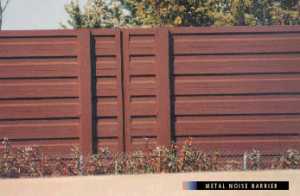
xmin=2 ymin=0 xmax=87 ymax=30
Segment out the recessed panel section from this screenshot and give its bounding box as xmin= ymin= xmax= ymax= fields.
xmin=174 ymin=74 xmax=300 ymax=95
xmin=96 ymin=76 xmax=118 ymax=97
xmin=96 ymin=97 xmax=118 ymax=117
xmin=94 ymin=35 xmax=116 ymax=56
xmin=97 ymin=117 xmax=119 ymax=138
xmin=130 ymin=115 xmax=157 ymax=136
xmin=0 ymin=78 xmax=78 ymax=99
xmin=0 ymin=119 xmax=79 ymax=139
xmin=173 ymin=54 xmax=300 ymax=75
xmin=95 ymin=56 xmax=118 ymax=77
xmin=0 ymin=98 xmax=79 ymax=120
xmin=175 ymin=95 xmax=300 ymax=115
xmin=130 ymin=96 xmax=157 ymax=116
xmin=129 ymin=75 xmax=157 ymax=96
xmin=0 ymin=57 xmax=78 ymax=79
xmin=0 ymin=36 xmax=77 ymax=57
xmin=129 ymin=34 xmax=156 ymax=55
xmin=175 ymin=115 xmax=300 ymax=136
xmin=129 ymin=55 xmax=156 ymax=75
xmin=173 ymin=33 xmax=300 ymax=55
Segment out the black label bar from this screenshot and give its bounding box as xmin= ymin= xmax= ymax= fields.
xmin=183 ymin=181 xmax=289 ymax=190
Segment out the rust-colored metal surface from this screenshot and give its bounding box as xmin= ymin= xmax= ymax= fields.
xmin=122 ymin=28 xmax=171 ymax=151
xmin=0 ymin=26 xmax=300 ymax=156
xmin=91 ymin=29 xmax=124 ymax=152
xmin=0 ymin=30 xmax=80 ymax=156
xmin=170 ymin=26 xmax=300 ymax=155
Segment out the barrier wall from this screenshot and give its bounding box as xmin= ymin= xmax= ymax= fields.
xmin=0 ymin=26 xmax=300 ymax=155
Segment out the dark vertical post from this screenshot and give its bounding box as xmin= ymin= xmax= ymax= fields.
xmin=78 ymin=29 xmax=94 ymax=156
xmin=115 ymin=28 xmax=125 ymax=152
xmin=121 ymin=29 xmax=131 ymax=152
xmin=156 ymin=28 xmax=171 ymax=146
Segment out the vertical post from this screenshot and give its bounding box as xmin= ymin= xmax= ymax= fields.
xmin=78 ymin=29 xmax=94 ymax=157
xmin=243 ymin=152 xmax=248 ymax=170
xmin=115 ymin=29 xmax=125 ymax=152
xmin=121 ymin=29 xmax=131 ymax=152
xmin=156 ymin=28 xmax=171 ymax=146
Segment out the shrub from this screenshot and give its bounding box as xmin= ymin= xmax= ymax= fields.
xmin=272 ymin=149 xmax=300 ymax=169
xmin=0 ymin=138 xmax=299 ymax=178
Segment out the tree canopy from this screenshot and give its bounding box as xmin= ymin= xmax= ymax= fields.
xmin=63 ymin=0 xmax=300 ymax=28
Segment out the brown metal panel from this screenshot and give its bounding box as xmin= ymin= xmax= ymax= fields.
xmin=174 ymin=33 xmax=300 ymax=55
xmin=95 ymin=56 xmax=116 ymax=70
xmin=92 ymin=29 xmax=124 ymax=152
xmin=131 ymin=116 xmax=157 ymax=135
xmin=115 ymin=30 xmax=125 ymax=152
xmin=122 ymin=29 xmax=132 ymax=151
xmin=0 ymin=58 xmax=78 ymax=78
xmin=130 ymin=101 xmax=157 ymax=116
xmin=0 ymin=119 xmax=79 ymax=139
xmin=0 ymin=30 xmax=81 ymax=156
xmin=129 ymin=56 xmax=156 ymax=75
xmin=0 ymin=79 xmax=78 ymax=99
xmin=173 ymin=54 xmax=300 ymax=75
xmin=122 ymin=29 xmax=161 ymax=151
xmin=94 ymin=36 xmax=117 ymax=56
xmin=128 ymin=33 xmax=156 ymax=55
xmin=128 ymin=75 xmax=157 ymax=96
xmin=175 ymin=96 xmax=300 ymax=115
xmin=156 ymin=28 xmax=172 ymax=146
xmin=122 ymin=28 xmax=172 ymax=150
xmin=174 ymin=74 xmax=300 ymax=95
xmin=0 ymin=26 xmax=300 ymax=156
xmin=96 ymin=76 xmax=118 ymax=96
xmin=171 ymin=26 xmax=300 ymax=155
xmin=0 ymin=38 xmax=77 ymax=57
xmin=97 ymin=99 xmax=118 ymax=116
xmin=0 ymin=99 xmax=79 ymax=120
xmin=175 ymin=115 xmax=300 ymax=136
xmin=96 ymin=118 xmax=119 ymax=137
xmin=78 ymin=29 xmax=94 ymax=156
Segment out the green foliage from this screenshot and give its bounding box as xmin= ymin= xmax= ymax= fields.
xmin=63 ymin=0 xmax=300 ymax=28
xmin=1 ymin=138 xmax=299 ymax=178
xmin=272 ymin=149 xmax=300 ymax=169
xmin=62 ymin=0 xmax=131 ymax=28
xmin=246 ymin=149 xmax=261 ymax=170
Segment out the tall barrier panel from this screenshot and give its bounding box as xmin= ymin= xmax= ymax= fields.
xmin=91 ymin=29 xmax=124 ymax=152
xmin=170 ymin=26 xmax=300 ymax=155
xmin=0 ymin=26 xmax=300 ymax=156
xmin=0 ymin=30 xmax=81 ymax=155
xmin=122 ymin=28 xmax=171 ymax=151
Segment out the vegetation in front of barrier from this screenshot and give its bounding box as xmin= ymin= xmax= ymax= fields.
xmin=0 ymin=138 xmax=299 ymax=178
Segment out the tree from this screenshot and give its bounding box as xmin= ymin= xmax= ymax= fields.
xmin=63 ymin=0 xmax=300 ymax=28
xmin=0 ymin=0 xmax=11 ymax=30
xmin=62 ymin=0 xmax=131 ymax=28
